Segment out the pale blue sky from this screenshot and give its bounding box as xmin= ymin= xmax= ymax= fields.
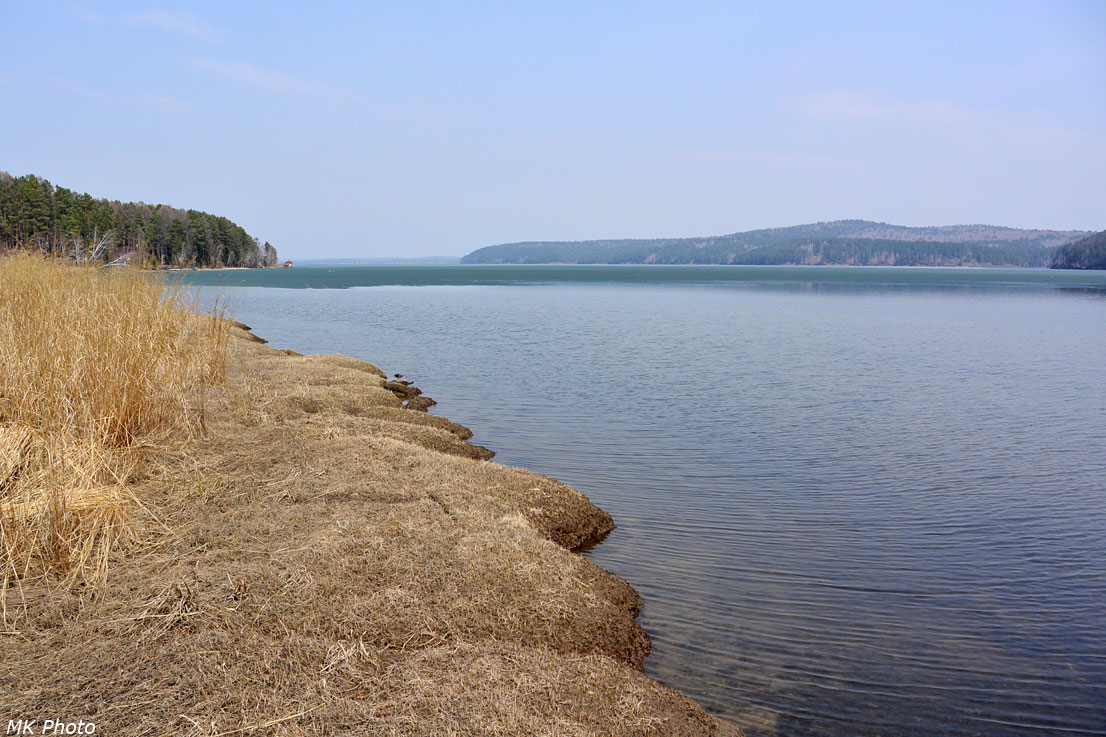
xmin=3 ymin=1 xmax=1104 ymax=258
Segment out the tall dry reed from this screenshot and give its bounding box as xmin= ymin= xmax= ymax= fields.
xmin=0 ymin=253 xmax=226 ymax=586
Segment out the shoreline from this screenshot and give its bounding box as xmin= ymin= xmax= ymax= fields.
xmin=160 ymin=265 xmax=287 ymax=272
xmin=5 ymin=320 xmax=741 ymax=735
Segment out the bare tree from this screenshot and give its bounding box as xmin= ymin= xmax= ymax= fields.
xmin=73 ymin=230 xmax=115 ymax=263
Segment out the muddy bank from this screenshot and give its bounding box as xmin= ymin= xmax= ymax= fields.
xmin=1 ymin=325 xmax=740 ymax=736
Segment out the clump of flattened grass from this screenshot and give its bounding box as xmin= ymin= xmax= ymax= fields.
xmin=0 ymin=253 xmax=226 ymax=586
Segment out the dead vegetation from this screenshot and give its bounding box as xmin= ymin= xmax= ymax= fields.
xmin=0 ymin=270 xmax=737 ymax=734
xmin=0 ymin=253 xmax=226 ymax=585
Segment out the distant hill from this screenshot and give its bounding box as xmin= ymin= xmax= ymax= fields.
xmin=1050 ymin=230 xmax=1106 ymax=270
xmin=461 ymin=220 xmax=1090 ymax=267
xmin=0 ymin=171 xmax=276 ymax=268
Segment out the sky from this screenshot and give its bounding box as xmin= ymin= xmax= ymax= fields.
xmin=2 ymin=1 xmax=1104 ymax=259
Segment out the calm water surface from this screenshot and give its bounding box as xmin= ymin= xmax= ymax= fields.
xmin=187 ymin=266 xmax=1106 ymax=736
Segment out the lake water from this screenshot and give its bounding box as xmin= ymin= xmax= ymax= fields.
xmin=186 ymin=265 xmax=1106 ymax=736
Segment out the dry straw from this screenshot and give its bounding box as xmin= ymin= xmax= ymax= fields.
xmin=0 ymin=253 xmax=226 ymax=584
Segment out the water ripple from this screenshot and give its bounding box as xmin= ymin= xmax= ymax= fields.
xmin=192 ymin=271 xmax=1106 ymax=737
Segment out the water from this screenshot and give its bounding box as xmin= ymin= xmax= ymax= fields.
xmin=186 ymin=265 xmax=1106 ymax=736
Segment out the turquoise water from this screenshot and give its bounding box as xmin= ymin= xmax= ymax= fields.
xmin=185 ymin=263 xmax=1106 ymax=291
xmin=187 ymin=266 xmax=1106 ymax=736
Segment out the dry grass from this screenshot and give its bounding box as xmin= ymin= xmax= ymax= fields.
xmin=1 ymin=304 xmax=737 ymax=734
xmin=0 ymin=253 xmax=227 ymax=584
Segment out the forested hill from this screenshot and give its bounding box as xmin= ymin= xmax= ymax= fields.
xmin=461 ymin=220 xmax=1089 ymax=267
xmin=0 ymin=172 xmax=277 ymax=268
xmin=1050 ymin=230 xmax=1106 ymax=270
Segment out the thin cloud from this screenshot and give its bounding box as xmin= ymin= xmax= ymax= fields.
xmin=81 ymin=87 xmax=194 ymax=116
xmin=795 ymin=90 xmax=1081 ymax=149
xmin=798 ymin=91 xmax=979 ymax=128
xmin=187 ymin=58 xmax=361 ymax=102
xmin=136 ymin=93 xmax=194 ymax=116
xmin=705 ymin=149 xmax=857 ymax=168
xmin=123 ymin=11 xmax=218 ymax=41
xmin=7 ymin=72 xmax=195 ymax=116
xmin=69 ymin=7 xmax=218 ymax=41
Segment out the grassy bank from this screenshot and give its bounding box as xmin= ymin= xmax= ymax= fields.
xmin=1 ymin=254 xmax=226 ymax=584
xmin=1 ymin=257 xmax=738 ymax=735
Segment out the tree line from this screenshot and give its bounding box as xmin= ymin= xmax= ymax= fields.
xmin=1050 ymin=230 xmax=1106 ymax=270
xmin=0 ymin=172 xmax=277 ymax=268
xmin=463 ymin=236 xmax=1056 ymax=267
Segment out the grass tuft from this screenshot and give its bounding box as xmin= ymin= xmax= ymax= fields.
xmin=0 ymin=253 xmax=226 ymax=584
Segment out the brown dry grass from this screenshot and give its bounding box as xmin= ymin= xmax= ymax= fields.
xmin=1 ymin=287 xmax=739 ymax=735
xmin=0 ymin=253 xmax=227 ymax=585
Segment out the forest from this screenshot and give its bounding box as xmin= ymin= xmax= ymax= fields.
xmin=0 ymin=172 xmax=277 ymax=268
xmin=462 ymin=220 xmax=1089 ymax=267
xmin=1050 ymin=230 xmax=1106 ymax=270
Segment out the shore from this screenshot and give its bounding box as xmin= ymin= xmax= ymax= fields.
xmin=3 ymin=322 xmax=740 ymax=735
xmin=160 ymin=265 xmax=283 ymax=271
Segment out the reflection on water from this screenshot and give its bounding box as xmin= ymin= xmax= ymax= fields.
xmin=190 ymin=266 xmax=1106 ymax=736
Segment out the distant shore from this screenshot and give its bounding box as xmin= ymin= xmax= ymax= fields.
xmin=459 ymin=219 xmax=1092 ymax=268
